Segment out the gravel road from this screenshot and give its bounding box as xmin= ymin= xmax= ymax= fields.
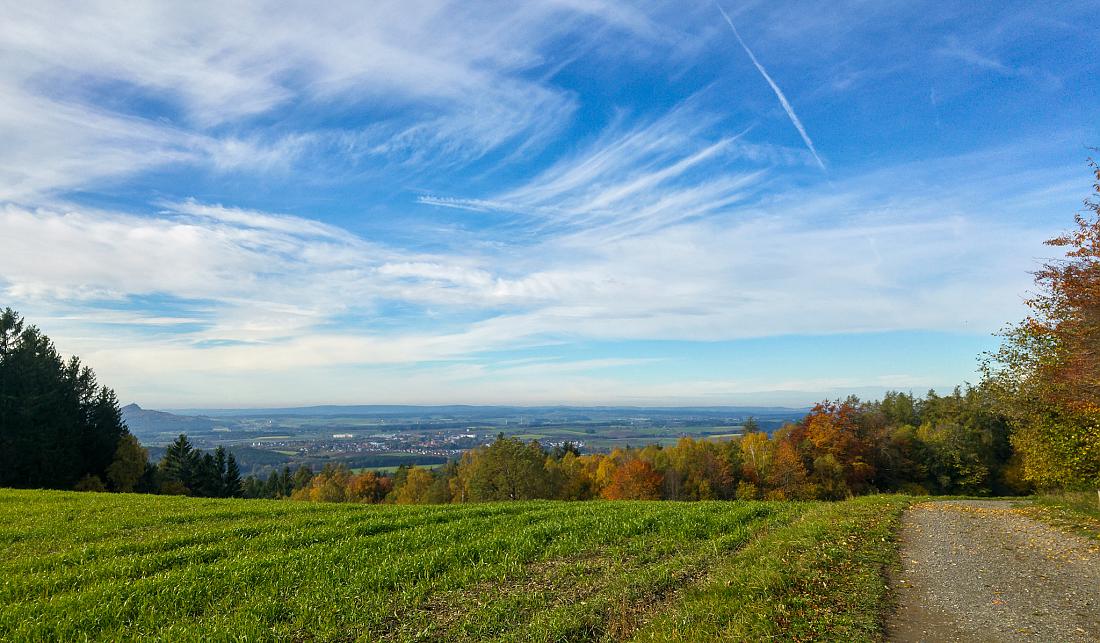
xmin=888 ymin=500 xmax=1100 ymax=642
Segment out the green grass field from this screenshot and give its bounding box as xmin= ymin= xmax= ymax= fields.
xmin=0 ymin=490 xmax=909 ymax=641
xmin=350 ymin=465 xmax=405 ymax=474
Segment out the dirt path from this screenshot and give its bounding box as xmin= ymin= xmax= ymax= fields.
xmin=888 ymin=500 xmax=1100 ymax=642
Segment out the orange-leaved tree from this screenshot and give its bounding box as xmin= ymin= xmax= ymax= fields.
xmin=601 ymin=459 xmax=662 ymax=500
xmin=801 ymin=399 xmax=875 ymax=494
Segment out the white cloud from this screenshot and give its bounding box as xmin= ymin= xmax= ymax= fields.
xmin=165 ymin=199 xmax=354 ymax=240
xmin=419 ymin=103 xmax=786 ymax=239
xmin=0 ymin=1 xmax=683 ymax=201
xmin=0 ymin=202 xmax=374 ymax=341
xmin=0 ymin=92 xmax=191 ymax=201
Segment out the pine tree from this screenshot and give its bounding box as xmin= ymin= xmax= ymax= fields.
xmin=209 ymin=447 xmax=228 ymax=497
xmin=160 ymin=434 xmax=198 ymax=494
xmin=224 ymin=453 xmax=242 ymax=497
xmin=193 ymin=452 xmax=222 ymax=497
xmin=241 ymin=475 xmax=264 ymax=498
xmin=265 ymin=470 xmax=281 ymax=498
xmin=83 ymin=387 xmax=127 ymax=482
xmin=0 ymin=308 xmax=129 ymax=489
xmin=292 ymin=465 xmax=313 ymax=492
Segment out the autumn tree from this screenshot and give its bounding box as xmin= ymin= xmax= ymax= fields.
xmin=592 ymin=450 xmax=622 ymax=492
xmin=292 ymin=464 xmax=350 ymax=502
xmin=738 ymin=431 xmax=771 ymax=485
xmin=394 ymin=466 xmax=435 ymax=504
xmin=425 ymin=461 xmax=456 ymax=503
xmin=1039 ymin=160 xmax=1100 ymax=405
xmin=601 ymin=459 xmax=662 ymax=500
xmin=107 ymin=433 xmax=148 ymax=492
xmin=985 ymin=159 xmax=1100 ymax=491
xmin=801 ymin=400 xmax=875 ymax=494
xmin=664 ymin=438 xmax=734 ymax=500
xmin=458 ymin=435 xmax=555 ymax=502
xmin=346 ymin=471 xmax=385 ymax=503
xmin=767 ymin=438 xmax=809 ymax=499
xmin=547 ymin=450 xmax=598 ymax=500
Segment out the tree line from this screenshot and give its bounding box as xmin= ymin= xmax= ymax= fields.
xmin=0 ymin=309 xmax=245 ymax=497
xmin=256 ymin=386 xmax=1022 ymax=505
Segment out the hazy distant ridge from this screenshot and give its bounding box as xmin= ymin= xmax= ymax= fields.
xmin=161 ymin=404 xmax=807 ymax=418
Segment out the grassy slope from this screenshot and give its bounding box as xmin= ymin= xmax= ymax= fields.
xmin=0 ymin=490 xmax=909 ymax=641
xmin=1025 ymin=491 xmax=1100 ymax=541
xmin=633 ymin=495 xmax=908 ymax=641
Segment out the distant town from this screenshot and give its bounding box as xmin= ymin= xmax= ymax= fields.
xmin=122 ymin=403 xmax=805 ymax=477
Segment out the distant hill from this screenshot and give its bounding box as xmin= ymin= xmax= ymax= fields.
xmin=121 ymin=403 xmax=220 ymax=440
xmin=164 ymin=404 xmax=807 ymax=418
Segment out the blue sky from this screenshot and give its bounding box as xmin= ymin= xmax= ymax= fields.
xmin=1 ymin=1 xmax=1097 ymax=407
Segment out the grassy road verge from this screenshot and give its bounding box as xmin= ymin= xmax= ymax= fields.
xmin=1024 ymin=491 xmax=1100 ymax=541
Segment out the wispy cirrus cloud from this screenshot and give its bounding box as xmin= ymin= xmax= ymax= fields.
xmin=0 ymin=1 xmax=682 ymax=201
xmin=418 ymin=103 xmax=789 ymax=239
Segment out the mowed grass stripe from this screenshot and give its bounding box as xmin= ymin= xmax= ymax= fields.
xmin=435 ymin=504 xmax=808 ymax=642
xmin=3 ymin=498 xmax=564 ymax=581
xmin=3 ymin=507 xmax=543 ymax=602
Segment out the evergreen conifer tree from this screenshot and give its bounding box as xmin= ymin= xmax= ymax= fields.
xmin=0 ymin=308 xmax=131 ymax=489
xmin=224 ymin=452 xmax=242 ymax=497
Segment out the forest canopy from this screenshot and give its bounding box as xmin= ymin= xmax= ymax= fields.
xmin=260 ymin=388 xmax=1023 ymax=505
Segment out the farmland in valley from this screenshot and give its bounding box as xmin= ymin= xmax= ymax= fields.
xmin=123 ymin=403 xmax=806 ymax=478
xmin=0 ymin=489 xmax=907 ymax=641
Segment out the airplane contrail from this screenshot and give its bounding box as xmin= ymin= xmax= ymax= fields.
xmin=716 ymin=3 xmax=826 ymax=171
